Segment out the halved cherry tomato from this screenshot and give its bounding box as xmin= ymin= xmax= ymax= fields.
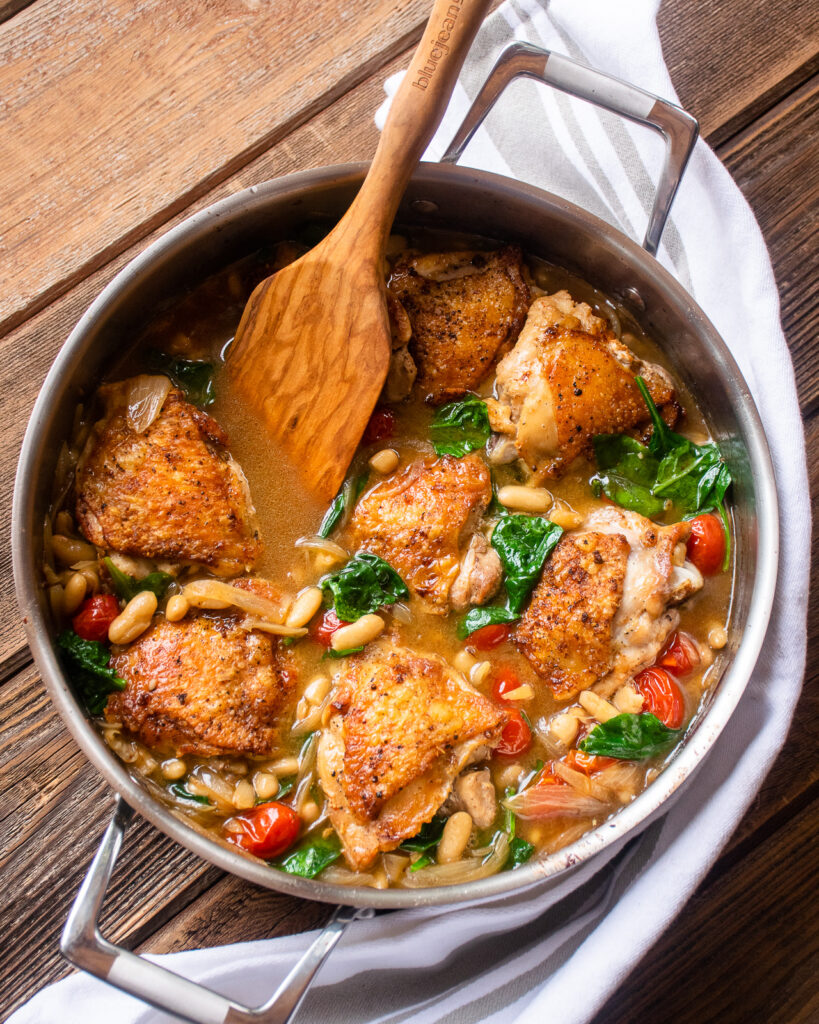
xmin=533 ymin=763 xmax=567 ymax=787
xmin=496 ymin=707 xmax=532 ymax=757
xmin=564 ymin=749 xmax=618 ymax=776
xmin=686 ymin=513 xmax=726 ymax=576
xmin=492 ymin=665 xmax=520 ymax=701
xmin=311 ymin=609 xmax=349 ymax=647
xmin=363 ymin=407 xmax=395 ymax=443
xmin=224 ymin=801 xmax=301 ymax=859
xmin=633 ymin=666 xmax=685 ymax=729
xmin=72 ymin=594 xmax=121 ymax=643
xmin=470 ymin=623 xmax=510 ymax=651
xmin=657 ymin=630 xmax=700 ymax=677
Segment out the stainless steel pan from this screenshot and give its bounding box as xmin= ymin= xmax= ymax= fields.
xmin=12 ymin=44 xmax=779 ymax=1024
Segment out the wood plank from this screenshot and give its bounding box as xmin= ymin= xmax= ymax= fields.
xmin=0 ymin=0 xmax=429 ymax=336
xmin=591 ymin=796 xmax=819 ymax=1024
xmin=0 ymin=664 xmax=223 ymax=1017
xmin=0 ymin=0 xmax=34 ymax=27
xmin=717 ymin=76 xmax=819 ymax=415
xmin=0 ymin=47 xmax=400 ymax=668
xmin=658 ymin=0 xmax=819 ymax=145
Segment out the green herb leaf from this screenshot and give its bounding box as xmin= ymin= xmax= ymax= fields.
xmin=457 ymin=604 xmax=518 ymax=639
xmin=103 ymin=557 xmax=173 ymax=603
xmin=57 ymin=630 xmax=126 ymax=715
xmin=169 ymin=782 xmax=211 ymax=805
xmin=579 ymin=712 xmax=679 ymax=760
xmin=430 ymin=396 xmax=490 ymax=457
xmin=274 ymin=832 xmax=342 ymax=877
xmin=491 ymin=514 xmax=563 ymax=615
xmin=146 ymin=351 xmax=216 ymax=407
xmin=400 ymin=816 xmax=447 ymax=852
xmin=273 ymin=775 xmax=296 ymax=799
xmin=323 ymin=646 xmax=365 ymax=660
xmin=507 ymin=836 xmax=535 ymax=868
xmin=410 ymin=853 xmax=432 ymax=872
xmin=318 ymin=473 xmax=369 ymax=538
xmin=322 ymin=551 xmax=408 ymax=622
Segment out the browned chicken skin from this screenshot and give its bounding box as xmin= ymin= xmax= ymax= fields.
xmin=488 ymin=291 xmax=679 ymax=479
xmin=75 ymin=380 xmax=261 ymax=576
xmin=317 ymin=645 xmax=506 ymax=870
xmin=515 ymin=507 xmax=703 ymax=700
xmin=390 ymin=247 xmax=530 ymax=404
xmin=348 ymin=454 xmax=500 ymax=612
xmin=106 ymin=580 xmax=294 ymax=757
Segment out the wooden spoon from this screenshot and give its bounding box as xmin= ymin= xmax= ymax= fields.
xmin=227 ymin=0 xmax=492 ymax=502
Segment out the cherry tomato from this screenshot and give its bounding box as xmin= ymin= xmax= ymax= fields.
xmin=533 ymin=763 xmax=567 ymax=787
xmin=686 ymin=513 xmax=726 ymax=576
xmin=470 ymin=623 xmax=510 ymax=651
xmin=311 ymin=609 xmax=349 ymax=647
xmin=657 ymin=630 xmax=700 ymax=677
xmin=634 ymin=666 xmax=685 ymax=729
xmin=492 ymin=665 xmax=521 ymax=701
xmin=72 ymin=594 xmax=121 ymax=642
xmin=224 ymin=802 xmax=301 ymax=859
xmin=496 ymin=708 xmax=532 ymax=757
xmin=363 ymin=407 xmax=395 ymax=443
xmin=564 ymin=749 xmax=618 ymax=775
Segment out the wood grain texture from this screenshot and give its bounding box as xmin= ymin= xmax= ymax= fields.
xmin=0 ymin=0 xmax=430 ymax=336
xmin=658 ymin=0 xmax=819 ymax=145
xmin=718 ymin=76 xmax=819 ymax=415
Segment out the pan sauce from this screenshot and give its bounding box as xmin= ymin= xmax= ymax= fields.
xmin=46 ymin=231 xmax=733 ymax=888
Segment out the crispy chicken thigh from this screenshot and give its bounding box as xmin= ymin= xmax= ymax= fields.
xmin=348 ymin=454 xmax=501 ymax=612
xmin=488 ymin=291 xmax=679 ymax=479
xmin=75 ymin=380 xmax=261 ymax=576
xmin=390 ymin=247 xmax=530 ymax=404
xmin=106 ymin=580 xmax=294 ymax=757
xmin=317 ymin=646 xmax=506 ymax=870
xmin=514 ymin=507 xmax=703 ymax=699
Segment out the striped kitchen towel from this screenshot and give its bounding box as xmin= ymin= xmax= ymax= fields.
xmin=12 ymin=0 xmax=809 ymax=1022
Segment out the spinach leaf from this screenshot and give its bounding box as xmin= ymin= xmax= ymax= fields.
xmin=319 ymin=472 xmax=369 ymax=538
xmin=146 ymin=351 xmax=216 ymax=407
xmin=457 ymin=604 xmax=518 ymax=639
xmin=430 ymin=396 xmax=490 ymax=457
xmin=410 ymin=853 xmax=432 ymax=872
xmin=104 ymin=557 xmax=173 ymax=603
xmin=508 ymin=836 xmax=535 ymax=868
xmin=578 ymin=712 xmax=679 ymax=760
xmin=272 ymin=775 xmax=296 ymax=800
xmin=274 ymin=832 xmax=342 ymax=877
xmin=400 ymin=816 xmax=447 ymax=852
xmin=457 ymin=514 xmax=563 ymax=637
xmin=590 ymin=433 xmax=665 ymax=516
xmin=323 ymin=645 xmax=365 ymax=660
xmin=169 ymin=782 xmax=211 ymax=806
xmin=322 ymin=551 xmax=408 ymax=621
xmin=57 ymin=630 xmax=126 ymax=715
xmin=491 ymin=514 xmax=563 ymax=615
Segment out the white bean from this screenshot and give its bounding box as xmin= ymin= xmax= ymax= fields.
xmin=265 ymin=756 xmax=299 ymax=775
xmin=286 ymin=586 xmax=323 ymax=628
xmin=108 ymin=591 xmax=157 ymax=645
xmin=63 ymin=572 xmax=88 ymax=615
xmin=233 ymin=779 xmax=256 ymax=810
xmin=708 ymin=625 xmax=727 ymax=649
xmin=51 ymin=534 xmax=96 ymax=565
xmin=453 ymin=649 xmax=477 ymax=676
xmin=437 ymin=812 xmax=473 ymax=864
xmin=469 ymin=661 xmax=491 ymax=687
xmin=369 ymin=448 xmax=400 ymax=474
xmin=549 ymin=711 xmax=580 ymax=746
xmin=301 ymin=800 xmax=320 ymax=825
xmin=497 ymin=485 xmax=552 ymax=513
xmin=161 ymin=758 xmax=187 ymax=780
xmin=165 ymin=594 xmax=190 ymax=622
xmin=304 ymin=675 xmax=331 ymax=706
xmin=253 ymin=771 xmax=279 ymax=800
xmin=549 ymin=506 xmax=583 ymax=531
xmin=331 ymin=614 xmax=384 ymax=651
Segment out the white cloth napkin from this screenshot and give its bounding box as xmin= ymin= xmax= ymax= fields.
xmin=12 ymin=1 xmax=809 ymax=1022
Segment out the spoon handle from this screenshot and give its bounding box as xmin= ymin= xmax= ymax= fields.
xmin=343 ymin=0 xmax=492 ymax=246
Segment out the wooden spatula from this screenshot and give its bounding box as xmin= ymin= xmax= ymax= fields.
xmin=227 ymin=0 xmax=492 ymax=502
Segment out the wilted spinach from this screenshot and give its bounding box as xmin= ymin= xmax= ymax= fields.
xmin=146 ymin=351 xmax=216 ymax=407
xmin=57 ymin=630 xmax=126 ymax=715
xmin=322 ymin=551 xmax=408 ymax=622
xmin=579 ymin=712 xmax=679 ymax=760
xmin=103 ymin=557 xmax=173 ymax=603
xmin=430 ymin=396 xmax=491 ymax=457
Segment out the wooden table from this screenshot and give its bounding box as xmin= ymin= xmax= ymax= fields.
xmin=1 ymin=1 xmax=816 ymax=1020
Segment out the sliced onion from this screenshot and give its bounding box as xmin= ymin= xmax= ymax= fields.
xmin=551 ymin=760 xmax=594 ymax=795
xmin=504 ymin=786 xmax=609 ymax=821
xmin=321 ymin=865 xmax=378 ymax=887
xmin=239 ymin=618 xmax=307 ymax=638
xmin=126 ymin=375 xmax=172 ymax=433
xmin=390 ymin=602 xmax=412 ymax=624
xmin=401 ymin=833 xmax=510 ymax=888
xmin=295 ymin=535 xmax=349 ymax=560
xmin=183 ymin=579 xmax=288 ymax=622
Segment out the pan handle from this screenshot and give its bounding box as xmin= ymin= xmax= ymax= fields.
xmin=61 ymin=799 xmax=373 ymax=1024
xmin=441 ymin=41 xmax=698 ymax=256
